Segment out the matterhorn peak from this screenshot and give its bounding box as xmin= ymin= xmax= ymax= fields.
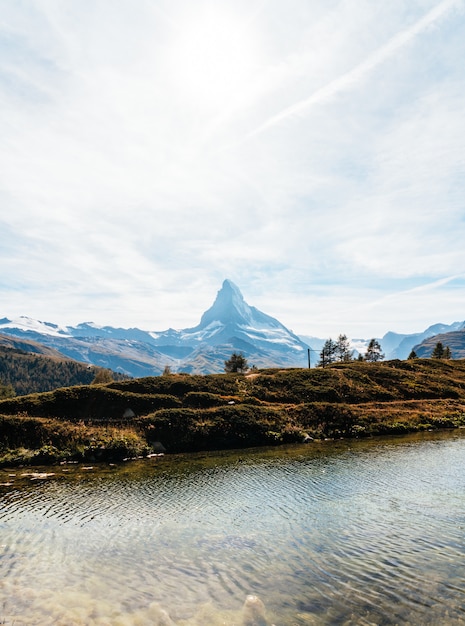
xmin=199 ymin=279 xmax=252 ymax=327
xmin=221 ymin=278 xmax=242 ymax=293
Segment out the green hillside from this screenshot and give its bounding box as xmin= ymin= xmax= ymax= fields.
xmin=1 ymin=359 xmax=465 ymax=466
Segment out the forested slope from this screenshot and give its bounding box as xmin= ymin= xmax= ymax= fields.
xmin=0 ymin=345 xmax=126 ymax=395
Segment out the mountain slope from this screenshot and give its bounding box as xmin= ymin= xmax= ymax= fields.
xmin=413 ymin=330 xmax=465 ymax=359
xmin=0 ymin=333 xmax=67 ymax=358
xmin=0 ymin=343 xmax=125 ymax=395
xmin=383 ymin=321 xmax=465 ymax=359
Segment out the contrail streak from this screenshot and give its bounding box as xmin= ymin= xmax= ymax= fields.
xmin=247 ymin=0 xmax=462 ymax=139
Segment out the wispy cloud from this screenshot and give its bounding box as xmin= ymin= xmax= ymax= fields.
xmin=247 ymin=0 xmax=463 ymax=138
xmin=0 ymin=0 xmax=464 ymax=336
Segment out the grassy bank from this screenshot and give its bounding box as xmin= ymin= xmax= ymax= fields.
xmin=1 ymin=359 xmax=465 ymax=466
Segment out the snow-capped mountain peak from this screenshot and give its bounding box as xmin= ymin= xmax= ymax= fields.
xmin=170 ymin=279 xmax=309 ymax=359
xmin=199 ymin=279 xmax=254 ymax=327
xmin=196 ymin=279 xmax=291 ymax=333
xmin=0 ymin=316 xmax=71 ymax=337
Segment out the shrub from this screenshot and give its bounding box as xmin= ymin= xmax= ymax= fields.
xmin=183 ymin=392 xmax=225 ymax=408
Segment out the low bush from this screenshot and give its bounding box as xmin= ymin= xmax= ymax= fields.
xmin=183 ymin=391 xmax=225 ymax=408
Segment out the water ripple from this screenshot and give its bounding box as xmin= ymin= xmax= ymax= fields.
xmin=2 ymin=433 xmax=465 ymax=624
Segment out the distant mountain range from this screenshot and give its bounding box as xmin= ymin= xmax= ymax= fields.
xmin=378 ymin=322 xmax=465 ymax=359
xmin=0 ymin=279 xmax=464 ymax=377
xmin=0 ymin=280 xmax=309 ymax=376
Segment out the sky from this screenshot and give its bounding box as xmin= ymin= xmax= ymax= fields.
xmin=1 ymin=0 xmax=465 ymax=340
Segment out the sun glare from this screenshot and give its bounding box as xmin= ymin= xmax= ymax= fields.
xmin=167 ymin=7 xmax=260 ymax=110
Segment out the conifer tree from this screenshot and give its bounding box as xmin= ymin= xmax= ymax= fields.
xmin=364 ymin=338 xmax=384 ymax=362
xmin=335 ymin=334 xmax=353 ymax=362
xmin=224 ymin=353 xmax=248 ymax=373
xmin=318 ymin=339 xmax=337 ymax=367
xmin=431 ymin=342 xmax=445 ymax=359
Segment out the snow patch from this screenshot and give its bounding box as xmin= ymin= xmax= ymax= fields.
xmin=239 ymin=325 xmax=304 ymax=350
xmin=180 ymin=321 xmax=225 ymax=342
xmin=0 ymin=316 xmax=71 ymax=337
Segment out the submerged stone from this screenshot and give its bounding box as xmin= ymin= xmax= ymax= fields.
xmin=242 ymin=595 xmax=272 ymax=626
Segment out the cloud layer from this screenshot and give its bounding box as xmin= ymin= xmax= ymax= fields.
xmin=1 ymin=0 xmax=465 ymax=338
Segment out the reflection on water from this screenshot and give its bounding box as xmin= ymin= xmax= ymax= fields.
xmin=1 ymin=431 xmax=465 ymax=624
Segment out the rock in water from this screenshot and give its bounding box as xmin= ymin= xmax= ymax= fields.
xmin=242 ymin=595 xmax=270 ymax=626
xmin=147 ymin=602 xmax=177 ymax=625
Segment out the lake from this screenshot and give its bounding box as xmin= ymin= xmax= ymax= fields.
xmin=1 ymin=431 xmax=465 ymax=625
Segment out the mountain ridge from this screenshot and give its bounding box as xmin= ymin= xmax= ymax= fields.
xmin=1 ymin=280 xmax=463 ymax=375
xmin=0 ymin=280 xmax=310 ymax=375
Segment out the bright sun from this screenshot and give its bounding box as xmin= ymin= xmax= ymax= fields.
xmin=167 ymin=7 xmax=260 ymax=110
